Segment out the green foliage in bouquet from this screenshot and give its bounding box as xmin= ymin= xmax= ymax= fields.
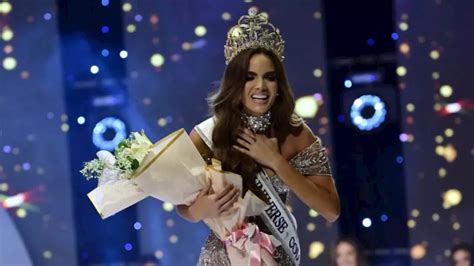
xmin=80 ymin=130 xmax=153 ymax=180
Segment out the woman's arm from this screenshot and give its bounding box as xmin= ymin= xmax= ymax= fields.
xmin=273 ymin=158 xmax=340 ymax=222
xmin=234 ymin=126 xmax=340 ymax=222
xmin=176 ymin=129 xmax=240 ymax=222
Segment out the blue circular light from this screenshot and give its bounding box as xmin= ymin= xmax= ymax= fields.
xmin=396 ymin=156 xmax=404 ymax=164
xmin=337 ymin=115 xmax=345 ymax=122
xmin=43 ymin=13 xmax=52 ymax=21
xmin=101 ymin=0 xmax=109 ymax=6
xmin=381 ymin=214 xmax=388 ymax=222
xmin=124 ymin=243 xmax=133 ymax=251
xmin=134 ymin=15 xmax=143 ymax=22
xmin=399 ymin=133 xmax=408 ymax=142
xmin=101 ymin=49 xmax=110 ymax=57
xmin=22 ymin=163 xmax=31 ymax=170
xmin=3 ymin=145 xmax=12 ymax=153
xmin=92 ymin=117 xmax=127 ymax=151
xmin=391 ymin=32 xmax=399 ymax=40
xmin=367 ymin=38 xmax=375 ymax=46
xmin=101 ymin=26 xmax=110 ymax=33
xmin=344 ymin=80 xmax=352 ymax=88
xmin=133 ymin=222 xmax=142 ymax=230
xmin=350 ymin=95 xmax=387 ymax=131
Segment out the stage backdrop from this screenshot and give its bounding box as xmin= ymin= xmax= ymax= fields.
xmin=0 ymin=0 xmax=77 ymax=265
xmin=396 ymin=0 xmax=474 ymax=265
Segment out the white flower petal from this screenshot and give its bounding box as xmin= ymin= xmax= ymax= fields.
xmin=96 ymin=150 xmax=117 ymax=167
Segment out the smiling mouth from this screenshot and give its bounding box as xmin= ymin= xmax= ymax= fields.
xmin=251 ymin=94 xmax=269 ymax=101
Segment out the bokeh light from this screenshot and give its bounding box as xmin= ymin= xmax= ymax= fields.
xmin=119 ymin=50 xmax=128 ymax=59
xmin=396 ymin=66 xmax=407 ymax=76
xmin=43 ymin=250 xmax=53 ymax=259
xmin=3 ymin=57 xmax=17 ymax=70
xmin=0 ymin=2 xmax=13 ymax=14
xmin=313 ymin=68 xmax=323 ymax=78
xmin=194 ymin=25 xmax=207 ymax=37
xmin=169 ymin=235 xmax=178 ymax=244
xmin=222 ymin=12 xmax=232 ymax=21
xmin=444 ymin=128 xmax=454 ymax=137
xmin=90 ymin=65 xmax=99 ymax=74
xmin=440 ymin=85 xmax=453 ymax=97
xmin=399 ymin=42 xmax=410 ymax=54
xmin=150 ymin=53 xmax=165 ymax=67
xmin=2 ymin=28 xmax=14 ymax=41
xmin=429 ymin=50 xmax=440 ymax=60
xmin=295 ymin=96 xmax=319 ymax=118
xmin=399 ymin=22 xmax=409 ymax=31
xmin=306 ymin=223 xmax=316 ymax=232
xmin=362 ymin=218 xmax=372 ymax=228
xmin=407 ymin=219 xmax=416 ymax=228
xmin=17 ymin=208 xmax=27 ymax=218
xmin=163 ymin=202 xmax=174 ymax=212
xmin=308 ymin=209 xmax=319 ymax=218
xmin=122 ymin=3 xmax=132 ymax=12
xmin=443 ymin=189 xmax=462 ymax=208
xmin=308 ymin=242 xmax=325 ymax=259
xmin=126 ymin=24 xmax=136 ymax=33
xmin=411 ymin=244 xmax=426 ymax=260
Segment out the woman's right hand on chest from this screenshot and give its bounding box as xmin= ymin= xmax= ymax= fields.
xmin=189 ymin=180 xmax=240 ymax=221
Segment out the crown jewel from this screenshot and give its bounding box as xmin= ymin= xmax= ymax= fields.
xmin=224 ymin=8 xmax=285 ymax=65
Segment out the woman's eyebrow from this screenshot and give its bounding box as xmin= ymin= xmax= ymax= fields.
xmin=246 ymin=71 xmax=276 ymax=75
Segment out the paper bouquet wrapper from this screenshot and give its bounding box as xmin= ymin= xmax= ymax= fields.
xmin=131 ymin=128 xmax=209 ymax=205
xmin=87 ymin=179 xmax=148 ymax=219
xmin=204 ymin=166 xmax=278 ymax=266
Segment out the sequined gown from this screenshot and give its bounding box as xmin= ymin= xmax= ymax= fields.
xmin=197 ymin=138 xmax=332 ymax=266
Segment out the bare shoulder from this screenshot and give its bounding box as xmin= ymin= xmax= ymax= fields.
xmin=281 ymin=122 xmax=318 ymax=159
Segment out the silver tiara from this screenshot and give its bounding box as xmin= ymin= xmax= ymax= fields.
xmin=224 ymin=8 xmax=285 ymax=65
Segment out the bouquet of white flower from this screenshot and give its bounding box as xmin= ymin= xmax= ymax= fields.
xmin=81 ymin=129 xmax=250 ymax=218
xmin=81 ymin=130 xmax=153 ymax=181
xmin=81 ymin=130 xmax=154 ymax=219
xmin=81 ymin=129 xmax=277 ymax=265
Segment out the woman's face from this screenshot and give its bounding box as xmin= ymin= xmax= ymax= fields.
xmin=453 ymin=249 xmax=471 ymax=266
xmin=241 ymin=53 xmax=278 ymax=116
xmin=336 ymin=242 xmax=358 ymax=266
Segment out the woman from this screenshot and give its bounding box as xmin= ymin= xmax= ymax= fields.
xmin=450 ymin=243 xmax=472 ymax=266
xmin=177 ymin=8 xmax=340 ymax=265
xmin=330 ymin=238 xmax=366 ymax=266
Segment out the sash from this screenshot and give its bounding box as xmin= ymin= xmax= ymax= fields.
xmin=255 ymin=171 xmax=301 ymax=265
xmin=195 ymin=117 xmax=301 ymax=265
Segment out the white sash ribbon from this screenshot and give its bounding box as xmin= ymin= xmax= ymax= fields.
xmin=255 ymin=171 xmax=301 ymax=265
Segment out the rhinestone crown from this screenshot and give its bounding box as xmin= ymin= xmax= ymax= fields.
xmin=224 ymin=8 xmax=285 ymax=65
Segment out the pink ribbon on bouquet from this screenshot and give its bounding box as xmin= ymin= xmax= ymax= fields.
xmin=225 ymin=224 xmax=274 ymax=266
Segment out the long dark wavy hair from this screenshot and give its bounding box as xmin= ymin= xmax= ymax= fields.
xmin=208 ymin=47 xmax=302 ymax=199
